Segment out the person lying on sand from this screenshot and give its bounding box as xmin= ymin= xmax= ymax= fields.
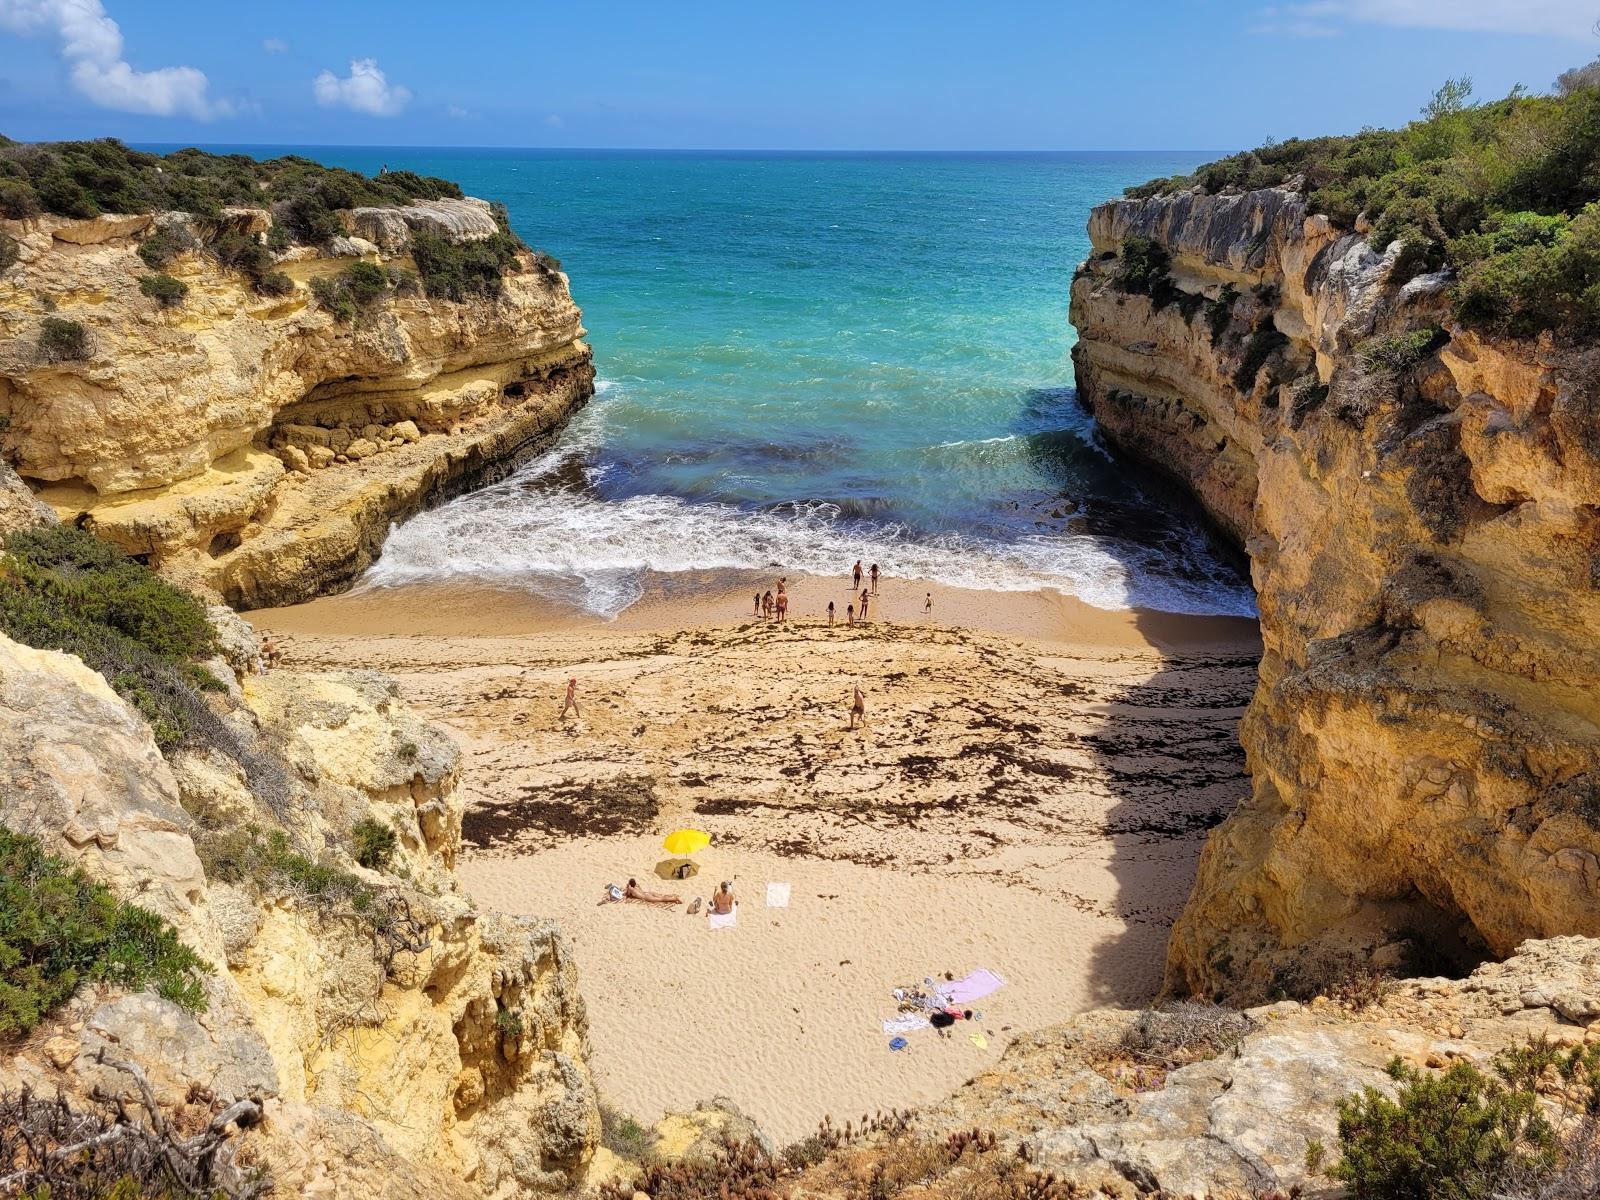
xmin=624 ymin=877 xmax=682 ymax=906
xmin=710 ymin=881 xmax=737 ymax=914
xmin=850 ymin=683 xmax=866 ymax=730
xmin=560 ymin=677 xmax=580 ymax=719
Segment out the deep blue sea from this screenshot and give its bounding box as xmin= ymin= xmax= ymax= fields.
xmin=182 ymin=148 xmax=1253 ymax=617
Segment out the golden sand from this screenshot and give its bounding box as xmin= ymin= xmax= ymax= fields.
xmin=255 ymin=573 xmax=1258 ymax=1142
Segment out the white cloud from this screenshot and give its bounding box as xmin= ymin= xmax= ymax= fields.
xmin=1255 ymin=0 xmax=1598 ymax=39
xmin=544 ymin=113 xmax=563 ymax=128
xmin=313 ymin=57 xmax=411 ymax=116
xmin=445 ymin=103 xmax=469 ymax=119
xmin=262 ymin=36 xmax=287 ymax=54
xmin=0 ymin=0 xmax=231 ymax=118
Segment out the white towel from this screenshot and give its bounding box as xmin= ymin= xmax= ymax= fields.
xmin=708 ymin=903 xmax=738 ymax=930
xmin=766 ymin=882 xmax=791 ymax=908
xmin=882 ymin=1015 xmax=930 ymax=1035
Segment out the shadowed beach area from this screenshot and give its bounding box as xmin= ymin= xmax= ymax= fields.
xmin=255 ymin=573 xmax=1259 ymax=1142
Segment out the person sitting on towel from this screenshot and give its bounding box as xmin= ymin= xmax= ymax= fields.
xmin=710 ymin=881 xmax=737 ymax=915
xmin=624 ymin=878 xmax=681 ymax=905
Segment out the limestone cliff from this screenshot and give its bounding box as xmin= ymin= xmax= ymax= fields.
xmin=1069 ymin=186 xmax=1600 ymax=999
xmin=0 ymin=203 xmax=593 ymax=608
xmin=0 ymin=623 xmax=600 ymax=1197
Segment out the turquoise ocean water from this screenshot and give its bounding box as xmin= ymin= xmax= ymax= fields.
xmin=193 ymin=148 xmax=1254 ymax=617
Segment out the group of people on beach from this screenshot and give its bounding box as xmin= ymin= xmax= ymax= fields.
xmin=606 ymin=877 xmax=737 ymax=916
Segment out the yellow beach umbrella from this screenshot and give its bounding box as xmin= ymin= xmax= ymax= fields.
xmin=663 ymin=829 xmax=711 ymax=857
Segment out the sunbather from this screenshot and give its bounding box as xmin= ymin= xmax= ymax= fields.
xmin=710 ymin=881 xmax=737 ymax=915
xmin=624 ymin=878 xmax=681 ymax=905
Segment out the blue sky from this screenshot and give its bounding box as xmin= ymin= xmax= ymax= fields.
xmin=0 ymin=0 xmax=1597 ymax=150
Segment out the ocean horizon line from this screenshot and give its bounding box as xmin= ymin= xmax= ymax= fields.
xmin=123 ymin=142 xmax=1225 ymax=158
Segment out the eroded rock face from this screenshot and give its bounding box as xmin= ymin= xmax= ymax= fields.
xmin=1069 ymin=186 xmax=1600 ymax=999
xmin=909 ymin=937 xmax=1600 ymax=1200
xmin=0 ymin=206 xmax=593 ymax=608
xmin=0 ymin=630 xmax=600 ymax=1196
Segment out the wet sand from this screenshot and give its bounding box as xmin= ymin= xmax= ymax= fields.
xmin=254 ymin=573 xmax=1259 ymax=1143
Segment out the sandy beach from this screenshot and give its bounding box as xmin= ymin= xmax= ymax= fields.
xmin=255 ymin=573 xmax=1259 ymax=1143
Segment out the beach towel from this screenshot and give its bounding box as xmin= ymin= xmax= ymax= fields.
xmin=708 ymin=904 xmax=738 ymax=931
xmin=766 ymin=882 xmax=791 ymax=908
xmin=968 ymin=1032 xmax=989 ymax=1050
xmin=888 ymin=1037 xmax=909 ymax=1052
xmin=939 ymin=969 xmax=1005 ymax=1005
xmin=881 ymin=1015 xmax=930 ymax=1036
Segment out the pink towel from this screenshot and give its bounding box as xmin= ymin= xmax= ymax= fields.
xmin=941 ymin=969 xmax=1005 ymax=1005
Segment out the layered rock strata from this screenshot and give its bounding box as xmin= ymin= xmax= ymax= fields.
xmin=1069 ymin=186 xmax=1600 ymax=998
xmin=0 ymin=626 xmax=601 ymax=1197
xmin=0 ymin=204 xmax=592 ymax=608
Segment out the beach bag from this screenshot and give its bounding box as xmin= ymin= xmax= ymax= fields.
xmin=606 ymin=883 xmax=624 ymax=901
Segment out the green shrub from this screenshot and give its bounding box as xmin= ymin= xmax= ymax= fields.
xmin=0 ymin=525 xmax=216 ymax=749
xmin=0 ymin=229 xmax=17 ymax=273
xmin=1359 ymin=328 xmax=1446 ymax=375
xmin=0 ymin=139 xmax=459 ymax=238
xmin=0 ymin=827 xmax=209 ymax=1038
xmin=351 ymin=817 xmax=397 ymax=870
xmin=37 ymin=316 xmax=90 ymax=363
xmin=410 ymin=205 xmax=526 ymax=301
xmin=1119 ymin=73 xmax=1600 ymax=338
xmin=1330 ymin=1038 xmax=1600 ymax=1200
xmin=196 ymin=825 xmax=428 ymax=975
xmin=309 ymin=259 xmax=394 ymax=323
xmin=136 ymin=224 xmax=193 ymax=269
xmin=1116 ymin=235 xmax=1192 ymax=313
xmin=138 ymin=272 xmax=187 ymax=308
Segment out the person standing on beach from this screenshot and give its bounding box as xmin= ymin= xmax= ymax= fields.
xmin=924 ymin=591 xmax=933 ymax=615
xmin=847 ymin=603 xmax=855 ymax=626
xmin=869 ymin=563 xmax=880 ymax=594
xmin=849 ymin=683 xmax=866 ymax=730
xmin=852 ymin=561 xmax=863 ymax=592
xmin=776 ymin=592 xmax=788 ymax=624
xmin=560 ymin=677 xmax=580 ymax=719
xmin=754 ymin=592 xmax=762 ymax=617
xmin=762 ymin=589 xmax=774 ymax=619
xmin=827 ymin=600 xmax=835 ymax=626
xmin=859 ymin=588 xmax=870 ymax=620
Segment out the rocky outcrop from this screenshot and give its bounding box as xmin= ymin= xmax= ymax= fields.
xmin=0 ymin=628 xmax=601 ymax=1197
xmin=904 ymin=936 xmax=1600 ymax=1199
xmin=0 ymin=203 xmax=592 ymax=608
xmin=1069 ymin=186 xmax=1600 ymax=998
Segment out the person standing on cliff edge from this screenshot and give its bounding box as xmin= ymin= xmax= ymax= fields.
xmin=560 ymin=677 xmax=581 ymax=720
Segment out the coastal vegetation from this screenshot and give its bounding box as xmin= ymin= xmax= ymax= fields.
xmin=0 ymin=525 xmax=216 ymax=749
xmin=0 ymin=827 xmax=208 ymax=1039
xmin=1326 ymin=1037 xmax=1600 ymax=1200
xmin=1125 ymin=69 xmax=1600 ymax=338
xmin=0 ymin=135 xmax=459 ymax=234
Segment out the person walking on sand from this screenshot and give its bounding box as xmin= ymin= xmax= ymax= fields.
xmin=853 ymin=560 xmax=863 ymax=592
xmin=870 ymin=563 xmax=880 ymax=594
xmin=849 ymin=683 xmax=866 ymax=730
xmin=560 ymin=677 xmax=580 ymax=720
xmin=827 ymin=600 xmax=835 ymax=626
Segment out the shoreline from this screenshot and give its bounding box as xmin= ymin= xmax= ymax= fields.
xmin=252 ymin=568 xmax=1259 ymax=653
xmin=252 ymin=571 xmax=1259 ymax=1142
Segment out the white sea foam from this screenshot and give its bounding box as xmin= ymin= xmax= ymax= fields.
xmin=360 ymin=379 xmax=1256 ymax=620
